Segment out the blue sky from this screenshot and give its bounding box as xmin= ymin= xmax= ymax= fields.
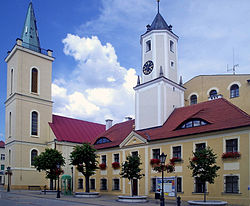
xmin=0 ymin=0 xmax=250 ymax=142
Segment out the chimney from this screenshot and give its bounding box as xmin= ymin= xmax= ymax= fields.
xmin=105 ymin=119 xmax=113 ymax=130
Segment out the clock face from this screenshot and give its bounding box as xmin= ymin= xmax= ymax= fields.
xmin=143 ymin=60 xmax=154 ymax=75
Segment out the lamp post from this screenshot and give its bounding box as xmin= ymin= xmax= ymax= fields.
xmin=71 ymin=166 xmax=73 ymax=194
xmin=6 ymin=167 xmax=12 ymax=192
xmin=56 ymin=163 xmax=60 ymax=198
xmin=159 ymin=152 xmax=167 ymax=206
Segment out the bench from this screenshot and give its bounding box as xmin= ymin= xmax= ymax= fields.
xmin=28 ymin=186 xmax=41 ymax=190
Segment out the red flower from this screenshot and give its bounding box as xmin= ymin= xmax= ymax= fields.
xmin=150 ymin=158 xmax=160 ymax=166
xmin=112 ymin=162 xmax=120 ymax=169
xmin=222 ymin=152 xmax=241 ymax=159
xmin=170 ymin=157 xmax=182 ymax=164
xmin=99 ymin=163 xmax=107 ymax=170
xmin=192 ymin=157 xmax=198 ymax=162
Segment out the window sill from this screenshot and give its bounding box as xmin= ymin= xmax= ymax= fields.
xmin=192 ymin=192 xmax=209 ymax=195
xmin=230 ymin=96 xmax=239 ymax=99
xmin=221 ymin=192 xmax=241 ymax=195
xmin=177 ymin=191 xmax=184 ymax=194
xmin=31 ymin=135 xmax=39 ymax=138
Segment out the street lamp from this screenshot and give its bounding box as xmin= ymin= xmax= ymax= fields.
xmin=159 ymin=152 xmax=167 ymax=206
xmin=56 ymin=163 xmax=61 ymax=198
xmin=71 ymin=166 xmax=73 ymax=194
xmin=6 ymin=167 xmax=12 ymax=192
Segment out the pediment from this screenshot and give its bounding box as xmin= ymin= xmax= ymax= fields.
xmin=119 ymin=131 xmax=147 ymax=148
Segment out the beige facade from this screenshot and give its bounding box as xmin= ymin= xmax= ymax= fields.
xmin=75 ymin=128 xmax=250 ymax=205
xmin=0 ymin=145 xmax=6 ymax=184
xmin=184 ymin=74 xmax=250 ymax=114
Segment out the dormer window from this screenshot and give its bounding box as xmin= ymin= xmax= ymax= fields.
xmin=94 ymin=137 xmax=111 ymax=145
xmin=146 ymin=40 xmax=151 ymax=52
xmin=177 ymin=118 xmax=208 ymax=130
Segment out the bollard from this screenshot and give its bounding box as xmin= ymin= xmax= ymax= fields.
xmin=44 ymin=185 xmax=47 ymax=195
xmin=177 ymin=196 xmax=181 ymax=206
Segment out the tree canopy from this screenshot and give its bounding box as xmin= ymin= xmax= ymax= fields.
xmin=33 ymin=148 xmax=65 ymax=180
xmin=70 ymin=143 xmax=99 ymax=192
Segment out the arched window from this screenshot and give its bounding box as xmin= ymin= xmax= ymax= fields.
xmin=209 ymin=90 xmax=217 ymax=98
xmin=177 ymin=118 xmax=209 ymax=130
xmin=190 ymin=95 xmax=197 ymax=105
xmin=94 ymin=137 xmax=111 ymax=145
xmin=31 ymin=68 xmax=38 ymax=93
xmin=10 ymin=69 xmax=13 ymax=94
xmin=31 ymin=149 xmax=38 ymax=166
xmin=230 ymin=84 xmax=239 ymax=98
xmin=31 ymin=111 xmax=38 ymax=136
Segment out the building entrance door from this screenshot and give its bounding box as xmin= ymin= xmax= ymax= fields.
xmin=132 ymin=179 xmax=138 ymax=196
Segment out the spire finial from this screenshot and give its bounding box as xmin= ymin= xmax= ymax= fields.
xmin=157 ymin=0 xmax=160 ymax=13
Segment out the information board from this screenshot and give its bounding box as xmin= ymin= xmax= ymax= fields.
xmin=156 ymin=177 xmax=176 ymax=197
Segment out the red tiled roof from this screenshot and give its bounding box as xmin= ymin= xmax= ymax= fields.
xmin=93 ymin=98 xmax=250 ymax=149
xmin=0 ymin=141 xmax=5 ymax=148
xmin=93 ymin=119 xmax=135 ymax=150
xmin=49 ymin=115 xmax=105 ymax=144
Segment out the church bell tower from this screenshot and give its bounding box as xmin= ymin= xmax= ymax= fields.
xmin=134 ymin=0 xmax=185 ymax=130
xmin=4 ymin=2 xmax=54 ymax=189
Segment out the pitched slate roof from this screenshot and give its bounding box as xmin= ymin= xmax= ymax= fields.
xmin=150 ymin=13 xmax=170 ymax=31
xmin=49 ymin=115 xmax=105 ymax=144
xmin=0 ymin=141 xmax=5 ymax=148
xmin=93 ymin=98 xmax=250 ymax=150
xmin=93 ymin=119 xmax=135 ymax=150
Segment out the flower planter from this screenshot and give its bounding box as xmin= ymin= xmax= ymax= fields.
xmin=99 ymin=163 xmax=107 ymax=170
xmin=170 ymin=157 xmax=182 ymax=164
xmin=222 ymin=152 xmax=241 ymax=159
xmin=112 ymin=162 xmax=120 ymax=169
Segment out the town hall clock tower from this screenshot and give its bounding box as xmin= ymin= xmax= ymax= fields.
xmin=134 ymin=1 xmax=185 ymax=130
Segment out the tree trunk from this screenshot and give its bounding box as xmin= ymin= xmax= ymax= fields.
xmin=131 ymin=179 xmax=133 ymax=197
xmin=54 ymin=179 xmax=56 ymax=190
xmin=85 ymin=176 xmax=90 ymax=193
xmin=203 ymin=182 xmax=206 ymax=202
xmin=50 ymin=178 xmax=53 ymax=190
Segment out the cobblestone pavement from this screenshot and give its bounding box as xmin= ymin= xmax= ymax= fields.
xmin=0 ymin=187 xmax=188 ymax=206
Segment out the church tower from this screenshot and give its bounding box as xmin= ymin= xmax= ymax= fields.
xmin=5 ymin=2 xmax=54 ymax=189
xmin=134 ymin=1 xmax=185 ymax=130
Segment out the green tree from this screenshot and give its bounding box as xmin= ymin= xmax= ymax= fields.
xmin=33 ymin=148 xmax=65 ymax=190
xmin=70 ymin=143 xmax=98 ymax=193
xmin=188 ymin=147 xmax=220 ymax=202
xmin=120 ymin=155 xmax=144 ymax=196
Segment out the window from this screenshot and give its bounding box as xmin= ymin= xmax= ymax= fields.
xmin=195 ymin=177 xmax=205 ymax=193
xmin=10 ymin=69 xmax=13 ymax=94
xmin=151 ymin=178 xmax=157 ymax=192
xmin=170 ymin=40 xmax=174 ymax=52
xmin=170 ymin=61 xmax=174 ymax=68
xmin=152 ymin=149 xmax=160 ymax=159
xmin=190 ymin=95 xmax=197 ymax=105
xmin=132 ymin=151 xmax=138 ymax=157
xmin=31 ymin=68 xmax=38 ymax=93
xmin=9 ymin=112 xmax=11 ymax=137
xmin=78 ymin=179 xmax=83 ymax=189
xmin=101 ymin=155 xmax=106 ymax=164
xmin=178 ymin=119 xmax=208 ymax=129
xmin=0 ymin=165 xmax=4 ymax=171
xmin=31 ymin=111 xmax=38 ymax=136
xmin=1 ymin=154 xmax=5 ymax=160
xmin=209 ymin=90 xmax=217 ymax=98
xmin=195 ymin=143 xmax=206 ymax=152
xmin=146 ymin=40 xmax=151 ymax=52
xmin=31 ymin=149 xmax=38 ymax=166
xmin=114 ymin=153 xmax=119 ymax=163
xmin=90 ymin=179 xmax=95 ymax=190
xmin=225 ymin=176 xmax=239 ymax=193
xmin=9 ymin=150 xmax=11 ymax=165
xmin=177 ymin=177 xmax=182 ymax=192
xmin=100 ymin=179 xmax=107 ymax=190
xmin=173 ymin=146 xmax=181 ymax=159
xmin=230 ymin=84 xmax=239 ymax=98
xmin=113 ymin=179 xmax=120 ymax=190
xmin=226 ymin=139 xmax=238 ymax=153
xmin=94 ymin=137 xmax=111 ymax=145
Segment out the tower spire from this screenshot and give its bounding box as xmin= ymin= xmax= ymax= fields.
xmin=21 ymin=2 xmax=41 ymax=52
xmin=157 ymin=0 xmax=160 ymax=13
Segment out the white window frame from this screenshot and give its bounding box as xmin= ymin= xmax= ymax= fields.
xmin=171 ymin=144 xmax=183 ymax=159
xmin=113 ymin=153 xmax=120 ymax=163
xmin=29 ymin=66 xmax=40 ymax=95
xmin=30 ymin=148 xmax=39 ymax=167
xmin=151 ymin=147 xmax=161 ymax=159
xmin=146 ymin=39 xmax=152 ymax=52
xmin=223 ymin=174 xmax=240 ymax=194
xmin=30 ymin=110 xmax=40 ymax=137
xmin=223 ymin=136 xmax=240 ymax=153
xmin=112 ymin=178 xmax=120 ymax=191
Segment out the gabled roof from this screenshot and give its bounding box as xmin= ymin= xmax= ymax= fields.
xmin=93 ymin=98 xmax=250 ymax=150
xmin=21 ymin=2 xmax=41 ymax=52
xmin=93 ymin=119 xmax=135 ymax=150
xmin=0 ymin=141 xmax=5 ymax=148
xmin=49 ymin=115 xmax=105 ymax=144
xmin=137 ymin=98 xmax=250 ymax=141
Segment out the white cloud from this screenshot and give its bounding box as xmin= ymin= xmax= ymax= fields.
xmin=53 ymin=34 xmax=137 ymax=124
